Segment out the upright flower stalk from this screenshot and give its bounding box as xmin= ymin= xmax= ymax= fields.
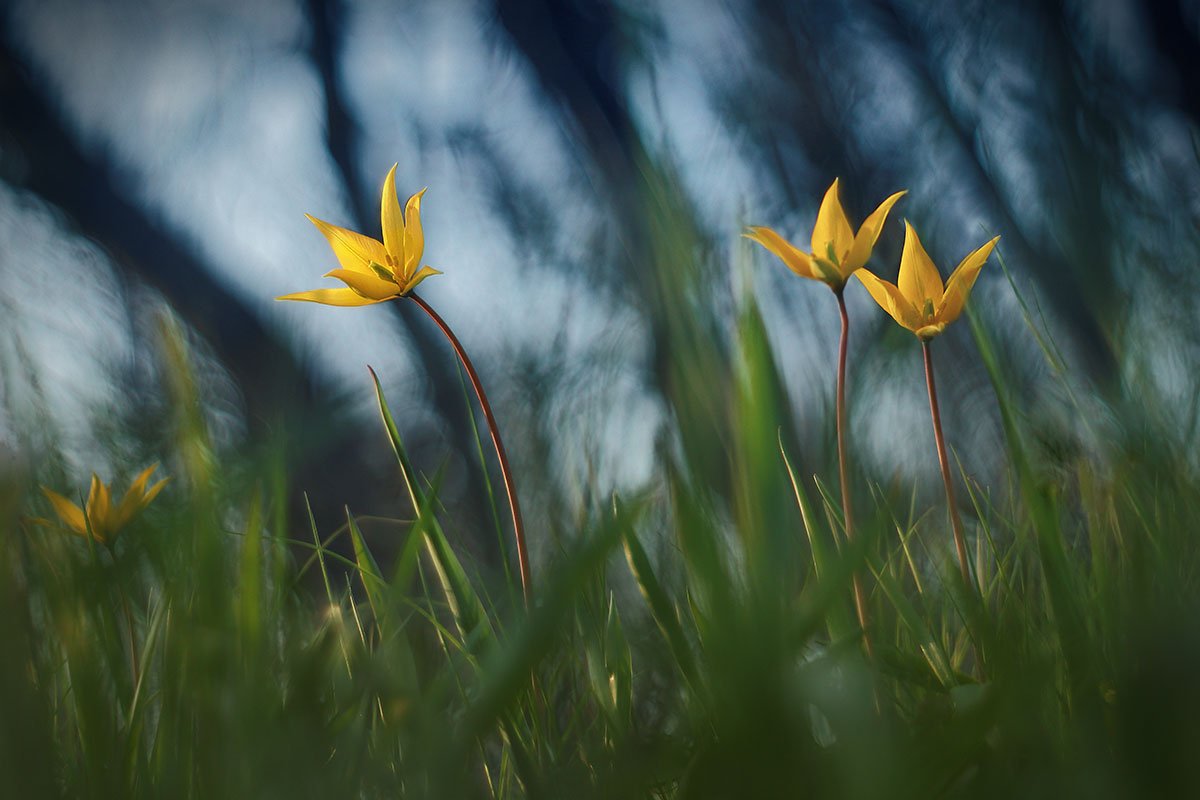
xmin=922 ymin=339 xmax=969 ymax=585
xmin=857 ymin=222 xmax=999 ymax=587
xmin=746 ymin=179 xmax=906 ymax=655
xmin=834 ymin=288 xmax=872 ymax=654
xmin=278 ymin=165 xmax=531 ymax=605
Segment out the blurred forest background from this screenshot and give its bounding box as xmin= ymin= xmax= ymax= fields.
xmin=2 ymin=0 xmax=1199 ymax=569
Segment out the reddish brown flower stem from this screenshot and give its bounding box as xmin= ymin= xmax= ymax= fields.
xmin=835 ymin=289 xmax=873 ymax=658
xmin=922 ymin=339 xmax=972 ymax=586
xmin=408 ymin=292 xmax=531 ymax=606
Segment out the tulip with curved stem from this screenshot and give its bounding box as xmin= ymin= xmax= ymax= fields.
xmin=406 ymin=291 xmax=531 ymax=604
xmin=278 ymin=166 xmax=531 ymax=605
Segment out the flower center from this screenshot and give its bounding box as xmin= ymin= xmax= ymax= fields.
xmin=369 ymin=261 xmax=397 ymax=282
xmin=923 ymin=298 xmax=935 ymax=319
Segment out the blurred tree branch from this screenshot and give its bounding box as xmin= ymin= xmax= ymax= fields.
xmin=1143 ymin=0 xmax=1200 ymax=124
xmin=875 ymin=0 xmax=1115 ymax=377
xmin=0 ymin=37 xmax=332 ymax=429
xmin=494 ymin=0 xmax=810 ymax=524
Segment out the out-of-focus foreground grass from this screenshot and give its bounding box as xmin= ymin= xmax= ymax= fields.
xmin=5 ymin=245 xmax=1200 ymax=799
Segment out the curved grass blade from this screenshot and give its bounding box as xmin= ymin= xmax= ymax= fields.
xmin=369 ymin=366 xmax=494 ymax=654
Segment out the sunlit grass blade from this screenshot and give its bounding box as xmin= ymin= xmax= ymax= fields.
xmin=369 ymin=365 xmax=494 ymax=654
xmin=781 ymin=434 xmax=854 ymax=644
xmin=456 ymin=359 xmax=512 ymax=594
xmin=622 ymin=512 xmax=703 ymax=698
xmin=867 ymin=555 xmax=954 ymax=686
xmin=346 ymin=507 xmax=392 ymax=638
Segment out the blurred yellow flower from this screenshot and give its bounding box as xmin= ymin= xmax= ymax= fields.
xmin=856 ymin=222 xmax=999 ymax=340
xmin=277 ymin=164 xmax=441 ymax=306
xmin=39 ymin=464 xmax=169 ymax=545
xmin=744 ymin=179 xmax=906 ymax=290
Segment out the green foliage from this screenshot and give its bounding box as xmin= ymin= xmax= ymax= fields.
xmin=7 ymin=280 xmax=1200 ymax=799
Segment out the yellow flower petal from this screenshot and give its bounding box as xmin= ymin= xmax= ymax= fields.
xmin=41 ymin=487 xmax=88 ymax=535
xmin=306 ymin=214 xmax=389 ymax=274
xmin=855 ymin=270 xmax=922 ymax=332
xmin=401 ymin=265 xmax=442 ymax=294
xmin=124 ymin=463 xmax=159 ymax=499
xmin=143 ymin=477 xmax=170 ymax=506
xmin=324 ymin=268 xmax=401 ymax=300
xmin=115 ymin=465 xmax=164 ymax=529
xmin=811 ymin=179 xmax=854 ymax=266
xmin=87 ymin=474 xmax=111 ymax=538
xmin=743 ymin=227 xmax=815 ymax=279
xmin=842 ymin=189 xmax=907 ymax=275
xmin=897 ymin=221 xmax=944 ymax=309
xmin=275 ymin=288 xmax=384 ymax=307
xmin=402 ymin=188 xmax=427 ymax=279
xmin=380 ymin=164 xmax=405 ymax=265
xmin=935 ymin=235 xmax=1000 ymax=326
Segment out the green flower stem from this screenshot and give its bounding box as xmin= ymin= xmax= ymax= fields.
xmin=836 ymin=289 xmax=872 ymax=658
xmin=922 ymin=339 xmax=971 ymax=586
xmin=408 ymin=292 xmax=531 ymax=606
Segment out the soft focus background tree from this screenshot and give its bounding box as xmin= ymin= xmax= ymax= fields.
xmin=1 ymin=0 xmax=1197 ymax=569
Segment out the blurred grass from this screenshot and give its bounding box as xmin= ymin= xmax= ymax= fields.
xmin=6 ymin=254 xmax=1200 ymax=799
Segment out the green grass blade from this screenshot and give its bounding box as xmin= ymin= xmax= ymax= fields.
xmin=369 ymin=366 xmax=495 ymax=655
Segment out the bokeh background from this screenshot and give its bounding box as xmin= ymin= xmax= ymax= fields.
xmin=2 ymin=0 xmax=1198 ymax=568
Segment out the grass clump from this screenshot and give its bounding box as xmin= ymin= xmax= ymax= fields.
xmin=5 ymin=216 xmax=1200 ymax=800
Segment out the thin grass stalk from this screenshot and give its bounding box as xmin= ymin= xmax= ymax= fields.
xmin=407 ymin=292 xmax=531 ymax=606
xmin=922 ymin=339 xmax=971 ymax=586
xmin=835 ymin=290 xmax=873 ymax=657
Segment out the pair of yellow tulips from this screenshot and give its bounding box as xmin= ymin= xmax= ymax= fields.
xmin=747 ymin=180 xmax=998 ymax=638
xmin=745 ymin=180 xmax=998 ymax=339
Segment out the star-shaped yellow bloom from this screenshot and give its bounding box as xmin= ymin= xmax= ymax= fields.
xmin=277 ymin=164 xmax=441 ymax=306
xmin=38 ymin=464 xmax=169 ymax=545
xmin=856 ymin=222 xmax=999 ymax=340
xmin=744 ymin=179 xmax=907 ymax=290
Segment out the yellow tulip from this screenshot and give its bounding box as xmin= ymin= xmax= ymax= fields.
xmin=278 ymin=165 xmax=533 ymax=604
xmin=39 ymin=464 xmax=169 ymax=545
xmin=856 ymin=222 xmax=1000 ymax=339
xmin=745 ymin=179 xmax=905 ymax=659
xmin=277 ymin=164 xmax=441 ymax=305
xmin=744 ymin=179 xmax=906 ymax=290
